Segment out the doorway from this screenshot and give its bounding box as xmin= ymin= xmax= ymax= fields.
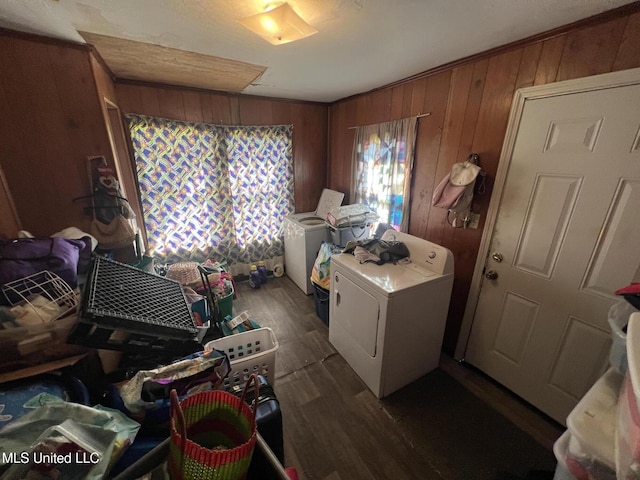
xmin=456 ymin=68 xmax=640 ymax=423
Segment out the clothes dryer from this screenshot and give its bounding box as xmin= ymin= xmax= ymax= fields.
xmin=329 ymin=230 xmax=454 ymax=398
xmin=284 ymin=189 xmax=343 ymax=294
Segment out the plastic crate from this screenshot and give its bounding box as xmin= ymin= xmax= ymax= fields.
xmin=68 ymin=256 xmax=199 ymax=352
xmin=205 ymin=327 xmax=278 ymax=390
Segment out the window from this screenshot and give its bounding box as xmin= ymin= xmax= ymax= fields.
xmin=126 ymin=114 xmax=294 ymax=268
xmin=351 ymin=117 xmax=418 ymax=231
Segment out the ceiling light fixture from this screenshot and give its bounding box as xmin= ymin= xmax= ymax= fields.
xmin=238 ymin=2 xmax=318 ymax=46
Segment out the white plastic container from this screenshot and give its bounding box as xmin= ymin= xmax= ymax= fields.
xmin=608 ymin=300 xmax=638 ymax=374
xmin=553 ymin=430 xmax=577 ymax=480
xmin=616 ymin=312 xmax=640 ymax=479
xmin=565 ymin=367 xmax=622 ymax=479
xmin=205 ymin=327 xmax=278 ymax=389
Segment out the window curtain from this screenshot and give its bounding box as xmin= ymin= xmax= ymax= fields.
xmin=350 ymin=117 xmax=418 ymax=232
xmin=126 ymin=114 xmax=294 ymax=273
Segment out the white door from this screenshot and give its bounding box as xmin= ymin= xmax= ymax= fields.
xmin=465 ymin=80 xmax=640 ymax=423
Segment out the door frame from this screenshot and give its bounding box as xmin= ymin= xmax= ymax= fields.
xmin=454 ymin=66 xmax=640 ymax=361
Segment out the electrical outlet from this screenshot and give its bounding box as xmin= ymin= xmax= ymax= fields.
xmin=467 ymin=213 xmax=480 ymax=229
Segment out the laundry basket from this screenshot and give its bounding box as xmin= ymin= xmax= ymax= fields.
xmin=205 ymin=328 xmax=278 ymax=390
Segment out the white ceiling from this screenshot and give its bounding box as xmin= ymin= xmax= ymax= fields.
xmin=0 ymin=0 xmax=635 ymax=102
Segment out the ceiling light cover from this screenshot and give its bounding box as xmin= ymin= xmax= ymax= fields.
xmin=238 ymin=3 xmax=318 ymax=46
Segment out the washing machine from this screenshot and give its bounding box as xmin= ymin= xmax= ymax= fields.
xmin=329 ymin=229 xmax=454 ymax=398
xmin=284 ymin=189 xmax=344 ymax=294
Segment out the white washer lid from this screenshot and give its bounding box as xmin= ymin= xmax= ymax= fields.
xmin=315 ymin=189 xmax=344 ymax=221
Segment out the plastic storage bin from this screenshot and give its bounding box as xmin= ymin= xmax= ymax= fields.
xmin=608 ymin=300 xmax=637 ymax=374
xmin=565 ymin=367 xmax=621 ymax=480
xmin=616 ymin=312 xmax=640 ymax=479
xmin=326 ymin=223 xmax=373 ymax=247
xmin=205 ymin=327 xmax=278 ymax=389
xmin=312 ymin=282 xmax=329 ymax=326
xmin=553 ymin=430 xmax=577 ymax=480
xmin=217 ymin=287 xmax=234 ymax=319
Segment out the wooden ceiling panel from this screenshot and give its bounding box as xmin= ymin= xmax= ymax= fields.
xmin=80 ymin=32 xmax=266 ymax=93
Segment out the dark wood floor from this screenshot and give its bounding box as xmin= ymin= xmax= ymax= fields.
xmin=232 ymin=276 xmax=564 ymax=480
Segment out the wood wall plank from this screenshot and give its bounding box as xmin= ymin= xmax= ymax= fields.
xmin=556 ymin=17 xmax=627 ymax=81
xmin=328 ymin=8 xmax=640 ymax=353
xmin=0 ymin=35 xmax=113 ymax=235
xmin=515 ymin=43 xmax=543 ymax=90
xmin=533 ymin=37 xmax=566 ymax=86
xmin=411 ymin=72 xmax=451 ymax=244
xmin=612 ymin=12 xmax=640 ymax=70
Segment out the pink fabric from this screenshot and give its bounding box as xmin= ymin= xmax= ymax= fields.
xmin=432 ymin=173 xmax=467 ymax=209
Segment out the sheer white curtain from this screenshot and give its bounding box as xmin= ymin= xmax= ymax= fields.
xmin=350 ymin=117 xmax=418 ymax=232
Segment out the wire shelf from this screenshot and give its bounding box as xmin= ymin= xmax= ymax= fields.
xmin=2 ymin=271 xmax=78 ymax=323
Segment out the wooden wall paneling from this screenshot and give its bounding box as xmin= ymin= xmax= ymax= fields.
xmin=115 ymin=84 xmax=144 ymax=115
xmin=469 ymin=49 xmax=523 ymax=180
xmin=327 ymin=101 xmax=347 ymax=197
xmin=0 ymin=39 xmax=38 ymax=229
xmin=409 ymin=78 xmax=427 ymax=116
xmin=456 ymin=59 xmax=489 ymax=165
xmin=291 ymin=103 xmax=325 ymax=212
xmin=612 ymin=12 xmax=640 ymax=71
xmin=4 ymin=40 xmax=94 ymax=235
xmin=50 ymin=45 xmax=117 ymax=232
xmin=438 ymin=65 xmax=476 ymax=173
xmin=229 ymin=96 xmax=240 ymax=124
xmin=139 ymin=86 xmax=163 ymax=118
xmin=181 ymin=90 xmax=205 ymax=123
xmin=408 ymin=72 xmax=452 ymax=241
xmin=238 ymin=96 xmax=270 ymax=124
xmin=209 ymin=92 xmax=234 ymax=125
xmin=0 ymin=54 xmax=23 ymax=238
xmin=270 ymin=100 xmax=292 ymax=126
xmin=6 ymin=41 xmax=70 ymax=233
xmin=389 ymin=84 xmax=405 ymax=120
xmin=533 ymin=37 xmax=566 ymax=86
xmin=435 ymin=49 xmax=523 ymax=352
xmin=401 ymin=82 xmax=414 ymax=118
xmin=329 ymin=98 xmax=356 ymax=202
xmin=555 ymin=17 xmax=627 ymax=81
xmin=368 ymin=89 xmax=392 ymax=124
xmin=355 ymin=95 xmax=369 ymax=128
xmin=0 ymin=162 xmax=21 ymax=238
xmin=306 ymin=102 xmax=328 ymax=211
xmin=515 ymin=43 xmax=543 ymax=90
xmin=422 ymin=65 xmax=476 ymax=243
xmin=157 ymin=87 xmax=186 ymax=121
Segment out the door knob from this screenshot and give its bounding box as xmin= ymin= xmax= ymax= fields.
xmin=485 ymin=270 xmax=499 ymax=280
xmin=492 ymin=252 xmax=503 ymax=263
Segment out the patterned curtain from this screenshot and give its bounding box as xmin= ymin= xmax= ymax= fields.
xmin=126 ymin=114 xmax=294 ymax=270
xmin=350 ymin=117 xmax=418 ymax=232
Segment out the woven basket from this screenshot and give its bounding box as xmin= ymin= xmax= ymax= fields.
xmin=168 ymin=375 xmax=258 ymax=479
xmin=167 ymin=262 xmax=201 ymax=286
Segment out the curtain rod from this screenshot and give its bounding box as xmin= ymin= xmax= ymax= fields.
xmin=347 ymin=112 xmax=431 ymax=130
